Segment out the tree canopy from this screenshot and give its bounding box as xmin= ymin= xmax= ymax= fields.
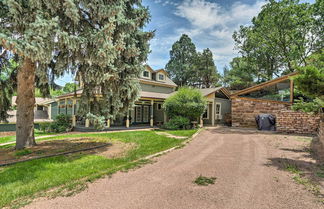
xmin=166 ymin=35 xmax=220 ymax=88
xmin=225 ymin=0 xmax=323 ymax=90
xmin=0 ymin=0 xmax=153 ymax=149
xmin=165 ymin=34 xmax=197 ymax=87
xmin=194 ymin=48 xmax=221 ymax=88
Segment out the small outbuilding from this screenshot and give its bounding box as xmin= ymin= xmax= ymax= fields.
xmin=230 ymin=72 xmax=298 ymax=128
xmin=198 ymin=87 xmax=232 ymax=126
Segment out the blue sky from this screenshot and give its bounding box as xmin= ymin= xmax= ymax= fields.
xmin=56 ymin=0 xmax=315 ymax=86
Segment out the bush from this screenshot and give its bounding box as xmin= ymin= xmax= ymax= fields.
xmin=86 ymin=113 xmax=106 ymax=130
xmin=292 ymin=97 xmax=324 ymax=113
xmin=38 ymin=122 xmax=52 ymax=133
xmin=164 ymin=116 xmax=190 ymax=130
xmin=47 ymin=114 xmax=72 ymax=133
xmin=163 ymin=87 xmax=207 ymax=121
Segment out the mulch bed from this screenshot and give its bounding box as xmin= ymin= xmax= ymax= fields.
xmin=0 ymin=132 xmax=16 ymax=137
xmin=0 ymin=138 xmax=112 ymax=166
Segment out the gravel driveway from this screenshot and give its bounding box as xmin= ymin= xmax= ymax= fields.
xmin=24 ymin=128 xmax=323 ymax=209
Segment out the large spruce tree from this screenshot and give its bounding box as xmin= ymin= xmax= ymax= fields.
xmin=0 ymin=0 xmax=153 ymax=149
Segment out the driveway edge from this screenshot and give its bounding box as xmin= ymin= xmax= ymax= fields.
xmin=144 ymin=128 xmax=204 ymax=160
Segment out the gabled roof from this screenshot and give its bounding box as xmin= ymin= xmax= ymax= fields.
xmin=198 ymin=87 xmax=231 ymax=98
xmin=144 ymin=65 xmax=155 ymax=73
xmin=154 ymin=69 xmax=169 ymax=76
xmin=231 ymin=72 xmax=298 ymax=97
xmin=139 ymin=77 xmax=177 ymax=88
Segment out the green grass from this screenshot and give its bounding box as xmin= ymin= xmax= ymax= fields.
xmin=158 ymin=129 xmax=198 ymax=137
xmin=285 ymin=163 xmax=320 ymax=195
xmin=0 ymin=130 xmax=194 ymax=208
xmin=13 ymin=149 xmax=33 ymax=157
xmin=193 ymin=175 xmax=217 ymax=186
xmin=0 ymin=130 xmax=56 ymax=144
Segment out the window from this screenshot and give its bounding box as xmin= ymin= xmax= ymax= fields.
xmin=157 ymin=103 xmax=162 ymax=110
xmin=215 ymin=103 xmax=221 ymax=120
xmin=143 ymin=71 xmax=149 ymax=78
xmin=158 ymin=74 xmax=164 ymax=80
xmin=239 ymin=80 xmax=291 ymax=102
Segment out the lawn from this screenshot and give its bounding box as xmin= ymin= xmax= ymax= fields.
xmin=0 ymin=129 xmax=198 ymax=208
xmin=0 ymin=130 xmax=56 ymax=144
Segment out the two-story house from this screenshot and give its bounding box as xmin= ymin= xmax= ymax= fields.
xmin=47 ymin=65 xmax=177 ymax=128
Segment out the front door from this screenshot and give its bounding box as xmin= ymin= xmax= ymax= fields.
xmin=143 ymin=106 xmax=149 ymax=123
xmin=135 ymin=106 xmax=142 ymax=123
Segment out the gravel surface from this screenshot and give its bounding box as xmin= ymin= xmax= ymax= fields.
xmin=24 ymin=128 xmax=323 ymax=209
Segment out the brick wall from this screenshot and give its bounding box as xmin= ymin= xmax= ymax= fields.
xmin=277 ymin=110 xmax=321 ymax=135
xmin=231 ymin=97 xmax=290 ymax=128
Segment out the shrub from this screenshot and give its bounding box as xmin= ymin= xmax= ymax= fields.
xmin=38 ymin=122 xmax=52 ymax=133
xmin=292 ymin=97 xmax=324 ymax=113
xmin=47 ymin=114 xmax=72 ymax=133
xmin=86 ymin=113 xmax=106 ymax=130
xmin=165 ymin=116 xmax=190 ymax=130
xmin=163 ymin=87 xmax=207 ymax=121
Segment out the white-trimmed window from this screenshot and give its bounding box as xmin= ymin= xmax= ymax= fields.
xmin=143 ymin=71 xmax=150 ymax=78
xmin=158 ymin=73 xmax=165 ymax=81
xmin=203 ymin=105 xmax=209 ymax=119
xmin=157 ymin=103 xmax=163 ymax=110
xmin=215 ymin=103 xmax=222 ymax=119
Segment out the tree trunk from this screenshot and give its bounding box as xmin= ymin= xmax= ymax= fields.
xmin=16 ymin=58 xmax=36 ymax=150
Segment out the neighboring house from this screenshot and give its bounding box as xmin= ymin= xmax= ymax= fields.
xmin=7 ymin=96 xmax=53 ymax=123
xmin=46 ymin=65 xmax=178 ymax=128
xmin=230 ymin=72 xmax=298 ymax=127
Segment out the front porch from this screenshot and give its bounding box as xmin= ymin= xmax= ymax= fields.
xmin=50 ymin=96 xmax=168 ymax=129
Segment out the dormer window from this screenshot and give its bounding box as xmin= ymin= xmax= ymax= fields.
xmin=158 ymin=74 xmax=164 ymax=81
xmin=143 ymin=71 xmax=150 ymax=78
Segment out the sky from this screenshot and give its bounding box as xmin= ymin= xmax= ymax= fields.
xmin=56 ymin=0 xmax=315 ymax=86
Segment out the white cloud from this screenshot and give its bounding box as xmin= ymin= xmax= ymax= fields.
xmin=172 ymin=0 xmax=265 ymax=71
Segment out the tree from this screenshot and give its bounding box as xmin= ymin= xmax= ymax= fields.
xmin=0 ymin=1 xmax=153 ymax=149
xmin=165 ymin=34 xmax=197 ymax=87
xmin=0 ymin=48 xmax=17 ymax=122
xmin=233 ymin=0 xmax=319 ymax=77
xmin=222 ymin=57 xmax=255 ymax=90
xmin=195 ymin=48 xmax=221 ymax=88
xmin=63 ymin=83 xmax=77 ymax=93
xmin=294 ymin=51 xmax=324 ymax=99
xmin=163 ymin=87 xmax=207 ymax=121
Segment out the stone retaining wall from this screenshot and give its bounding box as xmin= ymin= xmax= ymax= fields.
xmin=231 ymin=97 xmax=290 ymax=128
xmin=277 ymin=110 xmax=321 ymax=135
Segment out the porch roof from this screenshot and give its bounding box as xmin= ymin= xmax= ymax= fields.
xmin=55 ymin=89 xmax=173 ymax=100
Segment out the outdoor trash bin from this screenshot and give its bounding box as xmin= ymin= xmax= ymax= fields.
xmin=255 ymin=114 xmax=276 ymax=131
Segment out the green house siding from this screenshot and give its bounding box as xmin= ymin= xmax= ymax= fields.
xmin=140 ymin=83 xmax=174 ymax=94
xmin=51 ymin=102 xmax=58 ymax=120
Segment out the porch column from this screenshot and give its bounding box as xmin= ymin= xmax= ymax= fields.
xmin=150 ymin=100 xmax=154 ymax=127
xmin=126 ymin=111 xmax=130 ymax=128
xmin=200 ymin=116 xmax=203 ymax=128
xmin=107 ymin=119 xmax=110 ymax=128
xmin=85 ymin=118 xmax=90 ymax=127
xmin=163 ymin=112 xmax=167 ymax=124
xmin=48 ymin=104 xmax=52 ymax=120
xmin=72 ymin=99 xmax=76 ymax=127
xmin=212 ymin=101 xmax=215 ymax=126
